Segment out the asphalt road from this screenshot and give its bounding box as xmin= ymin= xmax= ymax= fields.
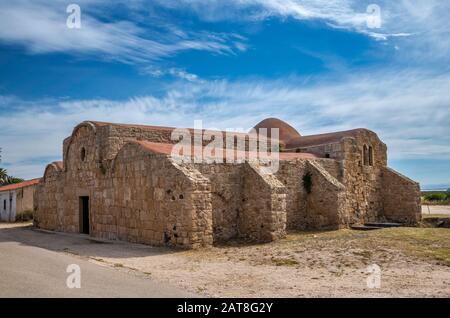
xmin=0 ymin=225 xmax=195 ymax=297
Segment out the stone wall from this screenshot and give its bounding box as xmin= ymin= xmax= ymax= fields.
xmin=381 ymin=167 xmax=421 ymax=224
xmin=15 ymin=185 xmax=36 ymax=215
xmin=339 ymin=133 xmax=386 ymax=224
xmin=35 ymin=120 xmax=422 ymax=249
xmin=304 ymin=160 xmax=347 ymax=229
xmin=239 ymin=162 xmax=287 ymax=242
xmin=194 ymin=163 xmax=243 ymax=243
xmin=287 ymin=129 xmax=389 ymax=225
xmin=36 ymin=136 xmax=215 ymax=248
xmin=95 ymin=142 xmax=214 ymax=248
xmin=34 ymin=163 xmax=64 ymax=230
xmin=275 ymin=158 xmax=341 ymax=230
xmin=64 ymin=122 xmax=270 ymax=168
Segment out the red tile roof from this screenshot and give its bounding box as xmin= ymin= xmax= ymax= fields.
xmin=252 ymin=117 xmax=302 ymax=144
xmin=133 ymin=140 xmax=319 ymax=160
xmin=0 ymin=178 xmax=41 ymax=192
xmin=286 ymin=129 xmax=368 ymax=149
xmin=88 ymin=121 xmax=272 ymax=142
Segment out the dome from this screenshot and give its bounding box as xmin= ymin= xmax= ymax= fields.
xmin=252 ymin=118 xmax=301 ymax=145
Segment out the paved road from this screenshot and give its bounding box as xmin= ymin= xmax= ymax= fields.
xmin=422 ymin=205 xmax=450 ymax=215
xmin=0 ymin=224 xmax=195 ymax=297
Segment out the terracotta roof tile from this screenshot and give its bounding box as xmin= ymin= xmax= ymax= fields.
xmin=88 ymin=121 xmax=271 ymax=141
xmin=286 ymin=129 xmax=368 ymax=149
xmin=133 ymin=140 xmax=319 ymax=161
xmin=252 ymin=117 xmax=302 ymax=144
xmin=0 ymin=178 xmax=41 ymax=192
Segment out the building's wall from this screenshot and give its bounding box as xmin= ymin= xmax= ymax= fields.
xmin=15 ymin=185 xmax=36 ymax=215
xmin=0 ymin=190 xmax=16 ymax=222
xmin=194 ymin=163 xmax=243 ymax=243
xmin=381 ymin=167 xmax=421 ymax=224
xmin=304 ymin=160 xmax=347 ymax=229
xmin=35 ymin=164 xmax=65 ymax=230
xmin=36 ymin=127 xmax=214 ymax=248
xmin=275 ymin=158 xmax=342 ymax=230
xmin=35 ymin=121 xmax=421 ymax=249
xmin=288 ymin=130 xmax=388 ymax=224
xmin=275 ymin=160 xmax=308 ymax=230
xmin=339 ymin=132 xmax=387 ymax=224
xmin=240 ymin=162 xmax=287 ymax=242
xmin=63 ymin=123 xmax=268 ymax=170
xmin=96 ymin=143 xmax=213 ymax=248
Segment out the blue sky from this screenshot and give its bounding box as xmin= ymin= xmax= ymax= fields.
xmin=0 ymin=0 xmax=449 ymax=189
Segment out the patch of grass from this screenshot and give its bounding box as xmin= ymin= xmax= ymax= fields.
xmin=422 ymin=201 xmax=450 ymax=206
xmin=113 ymin=263 xmax=124 ymax=268
xmin=431 ymin=249 xmax=450 ymax=265
xmin=422 ymin=214 xmax=449 ymax=219
xmin=283 ymin=227 xmax=450 ymax=266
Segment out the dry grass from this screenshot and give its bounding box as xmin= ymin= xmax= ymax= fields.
xmin=422 ymin=214 xmax=450 ymax=219
xmin=281 ymin=228 xmax=450 ymax=266
xmin=197 ymin=227 xmax=450 ymax=267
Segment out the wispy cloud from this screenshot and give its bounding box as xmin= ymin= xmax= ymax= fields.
xmin=142 ymin=66 xmax=202 ymax=82
xmin=156 ymin=0 xmax=388 ymax=36
xmin=1 ymin=0 xmax=448 ymax=66
xmin=0 ymin=0 xmax=246 ymax=64
xmin=1 ymin=69 xmax=449 ymax=178
xmin=157 ymin=0 xmax=450 ymax=62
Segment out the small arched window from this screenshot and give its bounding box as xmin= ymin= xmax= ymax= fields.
xmin=363 ymin=145 xmax=369 ymax=166
xmin=80 ymin=147 xmax=86 ymax=162
xmin=368 ymin=146 xmax=374 ymax=166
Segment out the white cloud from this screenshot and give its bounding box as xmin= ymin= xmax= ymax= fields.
xmin=142 ymin=66 xmax=202 ymax=82
xmin=156 ymin=0 xmax=450 ymax=62
xmin=0 ymin=0 xmax=246 ymax=63
xmin=1 ymin=0 xmax=448 ymax=66
xmin=1 ymin=69 xmax=449 ymax=179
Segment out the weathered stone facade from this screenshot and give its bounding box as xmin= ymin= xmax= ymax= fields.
xmin=34 ymin=119 xmax=421 ymax=248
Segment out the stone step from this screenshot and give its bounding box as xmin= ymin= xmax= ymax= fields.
xmin=350 ymin=225 xmax=384 ymax=231
xmin=364 ymin=222 xmax=403 ymax=228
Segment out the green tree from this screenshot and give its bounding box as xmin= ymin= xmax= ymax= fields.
xmin=5 ymin=176 xmax=24 ymax=185
xmin=0 ymin=168 xmax=8 ymax=185
xmin=0 ymin=168 xmax=24 ymax=186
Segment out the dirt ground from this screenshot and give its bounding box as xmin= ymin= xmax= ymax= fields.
xmin=1 ymin=222 xmax=449 ymax=298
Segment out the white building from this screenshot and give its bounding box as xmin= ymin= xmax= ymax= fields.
xmin=0 ymin=179 xmax=40 ymax=222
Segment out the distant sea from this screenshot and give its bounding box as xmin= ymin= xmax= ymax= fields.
xmin=421 ymin=183 xmax=450 ymax=191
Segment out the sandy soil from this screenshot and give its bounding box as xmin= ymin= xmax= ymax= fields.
xmin=2 ymin=223 xmax=447 ymax=298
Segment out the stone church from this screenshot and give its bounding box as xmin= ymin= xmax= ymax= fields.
xmin=34 ymin=118 xmax=421 ymax=248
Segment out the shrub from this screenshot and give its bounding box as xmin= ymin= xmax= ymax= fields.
xmin=424 ymin=193 xmax=448 ymax=201
xmin=16 ymin=210 xmax=33 ymax=222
